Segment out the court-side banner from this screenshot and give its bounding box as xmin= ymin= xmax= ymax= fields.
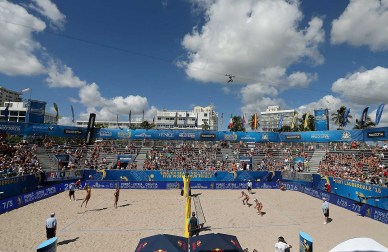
xmin=363 ymin=127 xmax=388 ymax=141
xmin=84 ymin=180 xmax=278 ymax=190
xmin=87 ymin=170 xmax=281 ymax=182
xmin=0 ymin=175 xmax=38 ymax=199
xmin=283 ymin=182 xmax=388 ymax=224
xmin=0 ymin=183 xmax=69 ymax=215
xmin=279 ymin=130 xmax=364 ymax=142
xmin=314 ymin=109 xmax=329 ymax=131
xmin=95 ymin=128 xmax=280 ymax=142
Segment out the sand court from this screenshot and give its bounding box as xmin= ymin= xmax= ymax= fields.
xmin=0 ymin=188 xmax=387 ymax=251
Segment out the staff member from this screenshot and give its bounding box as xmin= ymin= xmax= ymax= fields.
xmin=322 ymin=197 xmax=329 ymax=224
xmin=46 ymin=213 xmax=57 ymax=239
xmin=188 ymin=212 xmax=199 ymax=237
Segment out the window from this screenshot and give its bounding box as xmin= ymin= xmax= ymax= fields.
xmin=204 ymin=113 xmax=207 ymax=117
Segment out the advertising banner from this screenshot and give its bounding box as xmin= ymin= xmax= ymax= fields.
xmin=0 ymin=183 xmax=70 ymax=214
xmin=299 ymin=231 xmax=313 ymax=252
xmin=88 ymin=170 xmax=281 ymax=182
xmin=364 ymin=127 xmax=388 ymax=141
xmin=279 ymin=130 xmax=364 ymax=142
xmin=0 ymin=175 xmax=38 ymax=199
xmin=314 ymin=109 xmax=329 ymax=131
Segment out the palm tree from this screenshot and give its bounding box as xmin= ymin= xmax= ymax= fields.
xmin=201 ymin=121 xmax=210 ymax=130
xmin=331 ymin=106 xmax=352 ymax=129
xmin=353 ymin=116 xmax=376 ymax=129
xmin=228 ymin=116 xmax=245 ymax=132
xmin=298 ymin=113 xmax=315 ymax=131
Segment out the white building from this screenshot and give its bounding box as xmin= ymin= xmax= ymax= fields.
xmin=260 ymin=106 xmax=296 ymax=132
xmin=0 ymin=101 xmax=56 ymax=123
xmin=0 ymin=86 xmax=22 ymax=107
xmin=156 ymin=105 xmax=218 ymax=130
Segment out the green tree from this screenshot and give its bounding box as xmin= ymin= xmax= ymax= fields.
xmin=139 ymin=121 xmax=155 ymax=129
xmin=277 ymin=125 xmax=293 ymax=132
xmin=228 ymin=116 xmax=245 ymax=132
xmin=353 ymin=116 xmax=376 ymax=129
xmin=331 ymin=106 xmax=352 ymax=129
xmin=298 ymin=113 xmax=315 ymax=131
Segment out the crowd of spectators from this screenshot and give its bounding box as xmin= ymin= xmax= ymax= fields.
xmin=0 ymin=141 xmax=42 ymax=178
xmin=318 ymin=142 xmax=388 ymax=187
xmin=1 ymin=136 xmax=387 ymax=187
xmin=143 ymin=142 xmax=228 ymax=170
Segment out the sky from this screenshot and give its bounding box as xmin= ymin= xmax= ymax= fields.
xmin=0 ymin=0 xmax=388 ymax=130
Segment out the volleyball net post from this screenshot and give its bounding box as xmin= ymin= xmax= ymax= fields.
xmin=182 ymin=173 xmax=191 ymax=238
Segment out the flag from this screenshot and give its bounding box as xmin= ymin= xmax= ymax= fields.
xmin=254 ymin=112 xmax=258 ymax=130
xmin=195 ymin=113 xmax=198 ymax=127
xmin=342 ymin=108 xmax=350 ymax=127
xmin=174 ymin=112 xmax=178 ymax=127
xmin=304 ymin=112 xmax=310 ymax=129
xmin=278 ymin=114 xmax=284 ymax=130
xmin=3 ymin=103 xmax=9 ymax=121
xmin=361 ymin=107 xmax=369 ymax=127
xmin=220 ymin=112 xmax=224 ymax=128
xmin=71 ymin=105 xmax=75 ymax=123
xmin=228 ymin=114 xmax=233 ymax=128
xmin=128 ymin=110 xmax=132 ymax=125
xmin=116 ymin=114 xmax=119 ymax=127
xmin=376 ymin=104 xmax=385 ymax=125
xmin=291 ymin=112 xmax=298 ymax=129
xmin=53 ymin=102 xmax=59 ymax=122
xmin=152 ymin=115 xmax=155 ymax=124
xmin=21 ymin=88 xmax=30 ymax=93
xmin=142 ymin=110 xmax=145 ymax=122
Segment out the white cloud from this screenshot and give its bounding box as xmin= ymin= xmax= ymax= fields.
xmin=46 ymin=61 xmax=87 ymax=88
xmin=30 ymin=0 xmax=66 ymax=29
xmin=288 ymin=72 xmax=317 ymax=88
xmin=78 ymin=83 xmax=151 ymax=121
xmin=240 ymin=83 xmax=283 ymax=114
xmin=297 ymin=95 xmax=344 ymax=115
xmin=58 ymin=116 xmax=73 ymax=126
xmin=180 ymin=0 xmax=324 ymax=88
xmin=331 ymin=66 xmax=388 ymax=105
xmin=0 ymin=1 xmax=46 ymax=76
xmin=331 ymin=0 xmax=388 ymax=51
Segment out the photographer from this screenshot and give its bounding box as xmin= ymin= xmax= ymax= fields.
xmin=275 ymin=236 xmax=292 ymax=252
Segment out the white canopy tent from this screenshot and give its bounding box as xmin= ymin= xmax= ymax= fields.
xmin=330 ymin=238 xmax=388 ymax=252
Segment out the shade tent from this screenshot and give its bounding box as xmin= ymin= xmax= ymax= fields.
xmin=329 ymin=238 xmax=388 ymax=252
xmin=135 ymin=234 xmax=188 ymax=252
xmin=190 ymin=233 xmax=244 ymax=252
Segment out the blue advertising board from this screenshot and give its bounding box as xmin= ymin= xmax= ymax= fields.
xmin=299 ymin=231 xmax=313 ymax=252
xmin=37 ymin=237 xmax=57 ymax=252
xmin=0 ymin=182 xmax=70 ymax=214
xmin=314 ymin=109 xmax=329 ymax=131
xmin=282 ymin=182 xmax=388 ymax=224
xmin=0 ymin=122 xmax=25 ymax=135
xmin=0 ymin=175 xmax=38 ymax=199
xmin=25 ymin=100 xmax=46 ymax=124
xmin=364 ymin=127 xmax=388 ymax=141
xmin=279 ymin=130 xmax=364 ymax=142
xmin=83 ymin=180 xmax=278 ymax=190
xmin=86 ymin=170 xmax=281 ymax=182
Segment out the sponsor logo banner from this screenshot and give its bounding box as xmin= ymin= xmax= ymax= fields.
xmin=64 ymin=129 xmax=83 ymax=135
xmin=200 ymin=133 xmax=216 ymax=139
xmin=367 ymin=131 xmax=385 ymax=138
xmin=285 ymin=134 xmax=301 ymax=139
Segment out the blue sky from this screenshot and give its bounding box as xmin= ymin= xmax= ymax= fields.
xmin=0 ymin=0 xmax=388 ymax=129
